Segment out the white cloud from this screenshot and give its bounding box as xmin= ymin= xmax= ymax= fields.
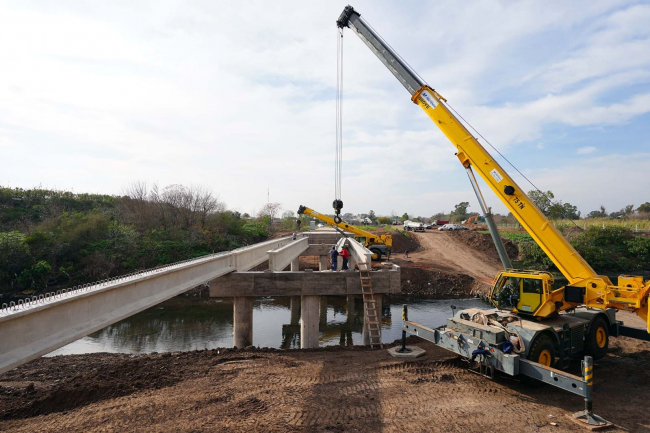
xmin=577 ymin=146 xmax=597 ymax=155
xmin=523 ymin=153 xmax=650 ymax=215
xmin=0 ymin=1 xmax=648 ymax=219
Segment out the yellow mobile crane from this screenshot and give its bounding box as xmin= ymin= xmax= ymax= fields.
xmin=298 ymin=205 xmax=392 ymax=260
xmin=337 ymin=5 xmax=648 ymax=426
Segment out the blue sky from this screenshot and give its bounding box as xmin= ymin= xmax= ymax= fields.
xmin=1 ymin=1 xmax=649 ymax=218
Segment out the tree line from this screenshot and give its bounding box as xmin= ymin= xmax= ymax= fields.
xmin=360 ymin=191 xmax=650 ymax=225
xmin=0 ymin=184 xmax=273 ymax=298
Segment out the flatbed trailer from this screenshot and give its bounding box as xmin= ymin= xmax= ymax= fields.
xmin=398 ymin=304 xmax=646 ymax=428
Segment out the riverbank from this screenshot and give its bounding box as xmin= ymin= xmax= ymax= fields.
xmin=1 ymin=327 xmax=649 ymax=432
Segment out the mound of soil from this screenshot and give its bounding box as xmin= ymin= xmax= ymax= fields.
xmin=0 ymin=352 xmax=193 ymax=420
xmin=400 ymin=266 xmax=478 ymax=298
xmin=451 ymin=230 xmax=519 ymax=262
xmin=370 ymin=228 xmax=420 ymax=254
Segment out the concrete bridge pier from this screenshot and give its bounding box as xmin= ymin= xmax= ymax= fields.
xmin=319 ymin=256 xmax=328 ymax=271
xmin=319 ymin=297 xmax=328 ymax=327
xmin=290 ymin=296 xmax=301 ymax=325
xmin=300 ymin=295 xmax=320 ymax=349
xmin=233 ymin=296 xmax=254 ymax=348
xmin=290 ymin=258 xmax=300 ymax=271
xmin=363 ymin=294 xmax=382 ymax=345
xmin=346 ymin=295 xmax=355 ymax=323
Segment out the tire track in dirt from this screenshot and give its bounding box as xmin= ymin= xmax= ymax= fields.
xmin=4 ymin=339 xmax=648 ymax=431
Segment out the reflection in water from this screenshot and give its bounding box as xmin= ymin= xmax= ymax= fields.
xmin=47 ymin=296 xmax=487 ymax=356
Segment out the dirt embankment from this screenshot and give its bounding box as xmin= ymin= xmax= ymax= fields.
xmin=453 ymin=229 xmax=519 ymax=263
xmin=386 ymin=229 xmax=519 ymax=297
xmin=1 ymin=334 xmax=649 ymax=432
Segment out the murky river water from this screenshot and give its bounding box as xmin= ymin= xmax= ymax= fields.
xmin=47 ymin=296 xmax=487 ymax=356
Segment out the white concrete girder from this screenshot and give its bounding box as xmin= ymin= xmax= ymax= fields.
xmin=0 ymin=236 xmax=296 ymax=375
xmin=233 ymin=236 xmax=300 ymax=271
xmin=268 ymin=237 xmax=309 ymax=271
xmin=338 ymin=237 xmax=373 ymax=269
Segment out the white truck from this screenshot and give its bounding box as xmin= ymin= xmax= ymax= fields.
xmin=403 ymin=220 xmax=425 ymax=232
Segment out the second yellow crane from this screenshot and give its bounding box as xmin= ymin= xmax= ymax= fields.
xmin=298 ymin=205 xmax=392 ymax=260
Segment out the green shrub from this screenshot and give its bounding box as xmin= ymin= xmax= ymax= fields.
xmin=516 ymin=226 xmax=650 ymax=273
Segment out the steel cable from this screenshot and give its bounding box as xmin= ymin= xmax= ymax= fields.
xmin=335 ymin=28 xmax=344 ymax=202
xmin=443 ymin=100 xmax=583 ymax=231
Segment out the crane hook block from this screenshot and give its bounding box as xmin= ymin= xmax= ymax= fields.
xmin=332 ymin=199 xmax=343 ymax=214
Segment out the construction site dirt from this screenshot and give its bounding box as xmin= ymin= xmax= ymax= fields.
xmin=390 ymin=230 xmax=517 ymax=296
xmin=1 ymin=318 xmax=648 ymax=432
xmin=2 ymin=230 xmax=648 ymax=432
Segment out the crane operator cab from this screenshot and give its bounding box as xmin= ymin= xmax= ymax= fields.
xmin=490 ymin=270 xmax=554 ymax=316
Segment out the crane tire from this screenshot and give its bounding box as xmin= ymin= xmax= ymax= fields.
xmin=370 ymin=248 xmax=381 ymax=261
xmin=527 ymin=333 xmax=555 ymax=367
xmin=585 ymin=317 xmax=609 ymax=360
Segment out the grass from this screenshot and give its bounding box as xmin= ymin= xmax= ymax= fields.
xmin=496 ymin=218 xmax=650 ymax=231
xmin=558 ymin=218 xmax=650 ymax=230
xmin=479 ymin=231 xmax=532 ymax=243
xmin=356 ymin=224 xmax=402 ymax=232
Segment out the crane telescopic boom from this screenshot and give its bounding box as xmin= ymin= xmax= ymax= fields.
xmin=337 ymin=5 xmax=649 ymax=331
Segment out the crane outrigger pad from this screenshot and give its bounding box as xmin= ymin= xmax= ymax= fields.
xmin=566 ymin=413 xmax=613 ymax=431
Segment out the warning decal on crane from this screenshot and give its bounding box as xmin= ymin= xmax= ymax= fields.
xmin=490 ymin=169 xmax=503 ymax=183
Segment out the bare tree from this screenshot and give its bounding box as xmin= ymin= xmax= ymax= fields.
xmin=122 ymin=181 xmax=152 ymax=229
xmin=194 ymin=186 xmax=224 ymax=228
xmin=258 ymin=202 xmax=282 ymax=221
xmin=121 ymin=182 xmax=225 ymax=231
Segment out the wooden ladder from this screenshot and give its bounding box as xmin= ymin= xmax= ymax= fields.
xmin=358 ymin=262 xmax=382 ymax=349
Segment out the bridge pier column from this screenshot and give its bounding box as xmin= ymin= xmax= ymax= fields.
xmin=347 ymin=295 xmax=355 ymax=323
xmin=319 ymin=297 xmax=328 ymax=327
xmin=290 ymin=296 xmax=300 ymax=325
xmin=300 ymin=295 xmax=320 ymax=349
xmin=233 ymin=296 xmax=254 ymax=348
xmin=290 ymin=258 xmax=300 ymax=271
xmin=319 ymin=256 xmax=328 ymax=271
xmin=363 ymin=293 xmax=382 ymax=345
